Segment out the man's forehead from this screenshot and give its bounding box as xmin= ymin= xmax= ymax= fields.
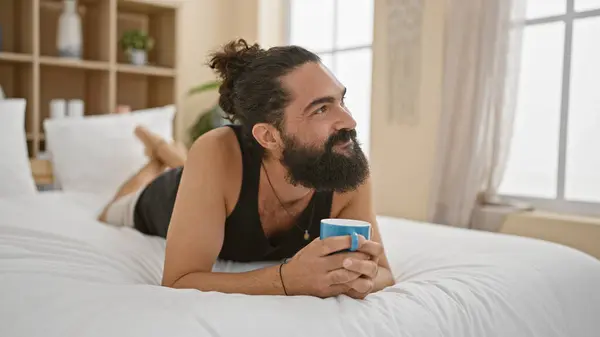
xmin=280 ymin=62 xmax=344 ymax=102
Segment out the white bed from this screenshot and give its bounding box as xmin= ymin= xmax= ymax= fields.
xmin=1 ymin=191 xmax=599 ymax=337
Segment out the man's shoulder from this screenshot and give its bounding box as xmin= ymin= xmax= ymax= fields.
xmin=184 ymin=126 xmax=244 ymax=211
xmin=185 ymin=126 xmax=242 ymax=175
xmin=189 ymin=126 xmax=240 ymax=159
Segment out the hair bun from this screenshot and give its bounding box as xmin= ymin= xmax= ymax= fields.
xmin=208 ymin=39 xmax=262 ymax=82
xmin=208 ymin=39 xmax=263 ymax=118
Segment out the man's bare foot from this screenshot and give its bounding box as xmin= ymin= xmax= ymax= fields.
xmin=134 ymin=126 xmax=167 ymax=159
xmin=134 ymin=126 xmax=188 ymax=167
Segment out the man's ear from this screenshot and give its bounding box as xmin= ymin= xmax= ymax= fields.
xmin=252 ymin=123 xmax=282 ymax=152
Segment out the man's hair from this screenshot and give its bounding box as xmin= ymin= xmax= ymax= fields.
xmin=207 ymin=39 xmax=320 ymax=137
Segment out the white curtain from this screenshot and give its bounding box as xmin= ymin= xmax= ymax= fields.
xmin=427 ymin=0 xmax=527 ymax=228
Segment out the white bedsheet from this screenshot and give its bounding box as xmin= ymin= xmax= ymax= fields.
xmin=1 ymin=192 xmax=599 ymax=337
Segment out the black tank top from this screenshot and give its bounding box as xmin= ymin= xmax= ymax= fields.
xmin=133 ymin=125 xmax=334 ymax=262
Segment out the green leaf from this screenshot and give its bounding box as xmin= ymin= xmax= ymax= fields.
xmin=188 ymin=105 xmax=221 ymax=143
xmin=187 ymin=80 xmax=221 ymax=96
xmin=119 ymin=29 xmax=154 ymax=52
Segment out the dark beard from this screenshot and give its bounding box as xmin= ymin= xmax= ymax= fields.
xmin=280 ymin=128 xmax=370 ymax=193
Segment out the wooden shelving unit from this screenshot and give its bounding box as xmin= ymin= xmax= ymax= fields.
xmin=39 ymin=56 xmax=111 ymax=70
xmin=0 ymin=52 xmax=35 ymax=63
xmin=0 ymin=0 xmax=181 ymax=158
xmin=117 ymin=63 xmax=175 ymax=77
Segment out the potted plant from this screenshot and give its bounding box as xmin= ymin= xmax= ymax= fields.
xmin=119 ymin=29 xmax=154 ymax=66
xmin=187 ymin=80 xmax=231 ymax=144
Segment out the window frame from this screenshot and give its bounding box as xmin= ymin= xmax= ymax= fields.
xmin=284 ymin=0 xmax=375 ymax=155
xmin=284 ymin=0 xmax=373 ymax=59
xmin=499 ymin=0 xmax=600 ymax=217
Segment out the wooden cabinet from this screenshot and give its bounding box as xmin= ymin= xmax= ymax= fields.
xmin=0 ymin=0 xmax=181 ymax=158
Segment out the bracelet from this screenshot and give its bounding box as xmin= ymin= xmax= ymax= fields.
xmin=279 ymin=260 xmax=289 ymax=296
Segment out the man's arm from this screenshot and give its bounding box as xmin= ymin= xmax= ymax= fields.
xmin=162 ymin=130 xmax=300 ymax=295
xmin=336 ymin=177 xmax=395 ymax=296
xmin=161 ymin=129 xmax=367 ymax=297
xmin=161 ymin=129 xmax=263 ymax=290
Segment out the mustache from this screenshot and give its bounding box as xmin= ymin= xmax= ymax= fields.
xmin=325 ymin=129 xmax=357 ymax=151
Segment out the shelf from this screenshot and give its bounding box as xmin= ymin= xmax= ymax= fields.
xmin=40 ymin=66 xmax=110 ymax=123
xmin=117 ymin=63 xmax=175 ymax=77
xmin=30 ymin=158 xmax=54 ymax=185
xmin=40 ymin=0 xmax=88 ymax=12
xmin=41 ymin=0 xmax=102 ymax=5
xmin=39 ymin=56 xmax=110 ymax=71
xmin=117 ymin=72 xmax=173 ymax=111
xmin=0 ymin=52 xmax=34 ymax=63
xmin=26 ymin=133 xmax=45 ymax=141
xmin=118 ymin=0 xmax=180 ymax=13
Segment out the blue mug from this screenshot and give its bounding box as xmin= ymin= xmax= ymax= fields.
xmin=320 ymin=218 xmax=371 ymax=252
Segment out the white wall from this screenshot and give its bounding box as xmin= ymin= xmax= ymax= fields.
xmin=175 ymin=0 xmax=218 ymax=143
xmin=370 ymin=0 xmax=446 ymax=221
xmin=175 ymin=0 xmax=283 ymax=143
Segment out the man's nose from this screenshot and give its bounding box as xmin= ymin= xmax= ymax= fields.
xmin=337 ymin=105 xmax=357 ymax=130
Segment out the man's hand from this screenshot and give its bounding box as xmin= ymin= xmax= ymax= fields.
xmin=281 ymin=236 xmax=372 ymax=298
xmin=340 ymin=235 xmax=384 ymax=299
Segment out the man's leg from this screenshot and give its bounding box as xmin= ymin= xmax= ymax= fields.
xmin=98 ymin=159 xmax=166 ymax=223
xmin=98 ymin=127 xmax=187 ymax=225
xmin=134 ymin=126 xmax=188 ymax=168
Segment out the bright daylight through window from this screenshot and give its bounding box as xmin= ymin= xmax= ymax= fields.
xmin=287 ymin=0 xmax=374 ymax=156
xmin=498 ymin=0 xmax=600 ymax=215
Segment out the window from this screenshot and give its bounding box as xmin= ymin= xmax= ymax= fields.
xmin=286 ymin=0 xmax=375 ymax=156
xmin=498 ymin=0 xmax=600 ymax=216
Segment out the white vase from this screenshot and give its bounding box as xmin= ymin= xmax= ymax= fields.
xmin=67 ymin=99 xmax=84 ymax=118
xmin=57 ymin=0 xmax=82 ymax=59
xmin=129 ymin=49 xmax=147 ymax=66
xmin=49 ymin=99 xmax=67 ymax=119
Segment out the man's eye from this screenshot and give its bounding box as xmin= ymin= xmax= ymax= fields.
xmin=315 ymin=106 xmax=328 ymax=114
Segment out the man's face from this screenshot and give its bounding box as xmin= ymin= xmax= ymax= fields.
xmin=276 ymin=62 xmax=369 ymax=193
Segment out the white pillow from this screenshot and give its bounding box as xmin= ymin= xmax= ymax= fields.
xmin=0 ymin=99 xmax=37 ymax=197
xmin=44 ymin=106 xmax=175 ymax=197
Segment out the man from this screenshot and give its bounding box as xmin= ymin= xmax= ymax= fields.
xmin=100 ymin=39 xmax=395 ymax=299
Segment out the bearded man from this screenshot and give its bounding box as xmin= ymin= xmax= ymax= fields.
xmin=99 ymin=39 xmax=394 ymax=299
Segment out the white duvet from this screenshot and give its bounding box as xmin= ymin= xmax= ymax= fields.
xmin=1 ymin=192 xmax=599 ymax=337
